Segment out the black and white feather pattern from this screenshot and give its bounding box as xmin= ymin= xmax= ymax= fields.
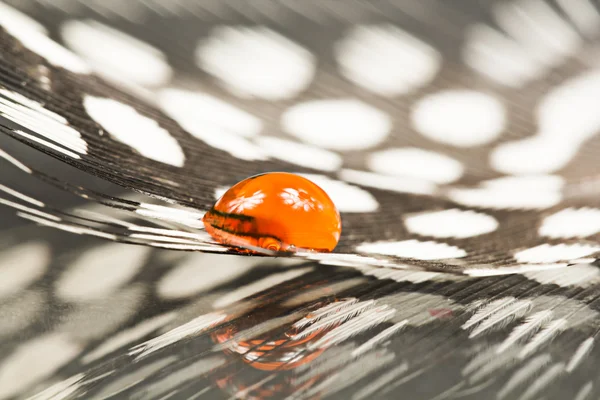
xmin=2 ymin=0 xmax=600 ymax=399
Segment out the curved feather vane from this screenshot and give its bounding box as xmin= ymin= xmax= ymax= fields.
xmin=3 ymin=0 xmax=600 ymax=399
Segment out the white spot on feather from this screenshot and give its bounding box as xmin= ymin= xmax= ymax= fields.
xmin=334 ymin=24 xmax=441 ymax=96
xmin=135 ymin=203 xmax=205 ymax=229
xmin=61 ymin=20 xmax=172 ymax=87
xmin=282 ymin=100 xmax=392 ymax=151
xmin=84 ymin=96 xmax=185 ymax=167
xmin=0 ymin=2 xmax=47 ymax=35
xmin=411 ymin=91 xmax=506 ymax=147
xmin=493 ymin=0 xmax=580 ymax=66
xmin=357 ymin=239 xmax=467 ymax=260
xmin=0 ymin=89 xmax=87 ymax=157
xmin=159 ymin=88 xmax=263 ymax=138
xmin=491 ymin=70 xmax=600 ymax=174
xmin=367 ymin=148 xmax=464 ymax=184
xmin=404 ymin=209 xmax=498 ymax=239
xmin=515 ymin=244 xmax=600 ymax=263
xmin=196 ymin=26 xmax=315 ymax=100
xmin=447 ymin=186 xmax=562 ymax=210
xmin=463 ymin=24 xmax=544 ymax=87
xmin=0 ymin=9 xmax=89 ymax=74
xmin=157 ymin=89 xmax=267 ymax=161
xmin=482 ymin=175 xmax=565 ymax=191
xmin=339 ymin=169 xmax=436 ymax=196
xmin=300 ymin=174 xmax=379 ymax=213
xmin=256 ymin=137 xmax=343 ymax=172
xmin=523 ymin=264 xmax=600 ymax=287
xmin=540 ymin=208 xmax=600 ymax=238
xmin=464 ymin=263 xmax=570 ymax=277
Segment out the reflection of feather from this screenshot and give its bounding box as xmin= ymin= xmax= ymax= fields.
xmin=352 ymin=362 xmax=409 ymax=400
xmin=308 ymin=305 xmax=396 ymax=350
xmin=496 ymin=310 xmax=553 ymax=353
xmin=291 ymin=300 xmax=375 ymax=340
xmin=466 ymin=347 xmax=520 ymax=383
xmin=566 ymin=337 xmax=594 ymax=372
xmin=292 ymin=298 xmax=359 ymax=329
xmin=519 ymin=363 xmax=566 ymax=400
xmin=463 ymin=297 xmax=516 ymax=330
xmin=352 ymin=319 xmax=408 ymax=357
xmin=28 ymin=373 xmax=86 ymax=400
xmin=497 ymin=354 xmax=552 ymax=399
xmin=519 ymin=319 xmax=567 ymax=359
xmin=574 ymin=382 xmax=593 ymax=400
xmin=462 ymin=345 xmax=503 ymax=376
xmin=129 ymin=312 xmax=226 ymax=359
xmin=468 ymin=300 xmax=531 ymax=338
xmin=303 ymin=350 xmax=396 ymax=399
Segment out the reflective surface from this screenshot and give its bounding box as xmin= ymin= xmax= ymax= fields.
xmin=2 ymin=219 xmax=600 ymax=400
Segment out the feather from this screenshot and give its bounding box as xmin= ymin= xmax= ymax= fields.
xmin=462 ymin=297 xmax=517 ymax=330
xmin=497 ymin=354 xmax=552 ymax=399
xmin=468 ymin=300 xmax=532 ymax=338
xmin=519 ymin=319 xmax=567 ymax=359
xmin=566 ymin=337 xmax=594 ymax=373
xmin=496 ymin=310 xmax=554 ymax=353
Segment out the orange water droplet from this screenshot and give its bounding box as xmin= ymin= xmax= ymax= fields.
xmin=203 ymin=172 xmax=341 ymax=253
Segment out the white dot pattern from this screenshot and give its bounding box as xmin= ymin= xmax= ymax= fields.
xmin=2 ymin=2 xmax=600 ymax=300
xmin=282 ymin=99 xmax=392 ymax=151
xmin=6 ymin=6 xmax=600 ymax=399
xmin=357 ymin=240 xmax=467 ymax=260
xmin=405 ymin=209 xmax=499 ymax=239
xmin=83 ymin=96 xmax=185 ymax=167
xmin=196 ymin=26 xmax=315 ymax=100
xmin=515 ymin=244 xmax=600 ymax=263
xmin=411 ymin=91 xmax=506 ymax=147
xmin=367 ymin=148 xmax=464 ymax=184
xmin=61 ymin=20 xmax=172 ymax=87
xmin=335 ymin=24 xmax=441 ymax=96
xmin=539 ymin=208 xmax=600 ymax=239
xmin=490 ymin=70 xmax=600 ymax=175
xmin=255 ymin=137 xmax=343 ymax=172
